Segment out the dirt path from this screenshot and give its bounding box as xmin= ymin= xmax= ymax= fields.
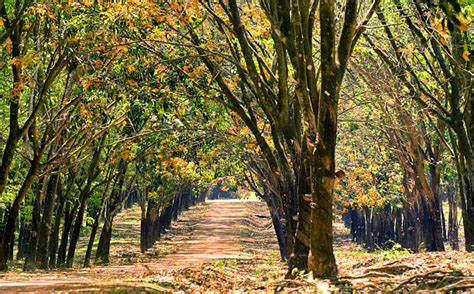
xmin=155 ymin=200 xmax=251 ymax=269
xmin=0 ymin=199 xmax=276 ymax=292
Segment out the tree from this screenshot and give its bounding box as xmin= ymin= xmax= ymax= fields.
xmin=367 ymin=0 xmax=473 ymax=251
xmin=137 ymin=0 xmax=382 ymax=277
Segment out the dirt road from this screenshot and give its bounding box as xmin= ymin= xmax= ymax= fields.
xmin=0 ymin=199 xmax=277 ymax=292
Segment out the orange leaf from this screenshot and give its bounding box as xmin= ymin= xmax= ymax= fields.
xmin=462 ymin=51 xmax=470 ymax=62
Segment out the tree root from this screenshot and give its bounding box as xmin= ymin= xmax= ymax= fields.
xmin=363 ymin=263 xmax=416 ymax=274
xmin=436 ymin=279 xmax=474 ymax=292
xmin=339 ymin=272 xmax=396 ymax=279
xmin=392 ymin=270 xmax=470 ymax=292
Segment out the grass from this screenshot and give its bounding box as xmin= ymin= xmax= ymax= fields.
xmin=237 ymin=228 xmax=251 ymax=238
xmin=112 ymin=231 xmax=129 ymax=238
xmin=336 ymin=245 xmax=411 ymax=260
xmin=214 ymin=258 xmax=238 ymax=268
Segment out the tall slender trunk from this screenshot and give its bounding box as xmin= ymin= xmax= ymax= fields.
xmin=0 ymin=154 xmax=41 ymax=271
xmin=57 ymin=199 xmax=78 ymax=267
xmin=36 ymin=174 xmax=59 ymax=269
xmin=66 ymin=198 xmax=86 ymax=268
xmin=49 ymin=179 xmax=65 ymax=268
xmin=261 ymin=189 xmax=288 ymax=261
xmin=65 ymin=140 xmax=104 ymax=268
xmin=461 ymin=169 xmax=474 ymax=252
xmin=95 ymin=170 xmax=132 ymax=265
xmin=395 ymin=208 xmax=402 ymax=245
xmin=24 ymin=178 xmax=45 ymax=271
xmin=83 ymin=200 xmax=105 ymax=267
xmin=139 ymin=187 xmax=148 ymax=253
xmin=16 ymin=219 xmax=28 ymax=260
xmin=365 ymin=207 xmax=374 ymax=250
xmin=267 ymin=198 xmax=287 ymax=260
xmin=0 ymin=26 xmax=23 ymax=198
xmin=441 ymin=201 xmax=447 ymax=242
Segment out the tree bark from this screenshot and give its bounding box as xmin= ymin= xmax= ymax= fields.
xmin=0 ymin=154 xmax=41 ymax=271
xmin=94 ymin=219 xmax=113 ymax=265
xmin=57 ymin=199 xmax=78 ymax=267
xmin=49 ymin=178 xmax=66 ymax=268
xmin=36 ymin=174 xmax=59 ymax=269
xmin=23 ymin=178 xmax=45 ymax=271
xmin=65 ymin=140 xmax=104 ymax=268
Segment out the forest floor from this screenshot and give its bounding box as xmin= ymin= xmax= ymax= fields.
xmin=0 ymin=199 xmax=473 ymax=292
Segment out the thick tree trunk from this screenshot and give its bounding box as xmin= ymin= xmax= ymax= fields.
xmin=183 ymin=189 xmax=191 ymax=210
xmin=290 ymin=154 xmax=310 ymax=272
xmin=290 ymin=200 xmax=309 ymax=272
xmin=425 ymin=162 xmax=445 ymax=251
xmin=162 ymin=202 xmax=173 ymax=231
xmin=95 ymin=218 xmax=113 ymax=265
xmin=141 ymin=199 xmax=160 ymax=251
xmin=139 ymin=188 xmax=148 ymax=253
xmin=356 ymin=208 xmax=366 ymax=245
xmin=309 ymin=142 xmax=338 ymax=277
xmin=403 ymin=202 xmax=417 ymax=251
xmin=94 ymin=172 xmax=131 ymax=265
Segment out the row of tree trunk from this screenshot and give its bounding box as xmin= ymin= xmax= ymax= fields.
xmin=346 ymin=185 xmax=460 ymax=251
xmin=140 ymin=186 xmax=206 ymax=253
xmin=0 ymin=152 xmax=143 ymax=270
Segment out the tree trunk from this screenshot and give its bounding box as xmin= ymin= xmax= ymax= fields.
xmin=49 ymin=179 xmax=66 ymax=268
xmin=16 ymin=219 xmax=29 ymax=260
xmin=94 ymin=173 xmax=132 ymax=265
xmin=36 ymin=174 xmax=59 ymax=269
xmin=162 ymin=202 xmax=173 ymax=231
xmin=57 ymin=199 xmax=78 ymax=267
xmin=267 ymin=198 xmax=287 ymax=260
xmin=171 ymin=195 xmax=180 ymax=221
xmin=441 ymin=200 xmax=447 ymax=242
xmin=309 ymin=142 xmax=338 ymax=277
xmin=447 ymin=185 xmax=459 ymax=250
xmin=65 ymin=141 xmax=104 ymax=268
xmin=395 ymin=208 xmax=402 ymax=245
xmin=83 ymin=203 xmax=104 ymax=267
xmin=66 ymin=199 xmax=86 ymax=268
xmin=0 ymin=155 xmax=41 ymax=271
xmin=290 ymin=152 xmax=311 ymax=273
xmin=365 ymin=207 xmax=373 ymax=250
xmin=461 ymin=167 xmax=474 ymax=252
xmin=94 ymin=218 xmax=113 ymax=265
xmin=23 ymin=178 xmax=45 ymax=271
xmin=142 ymin=199 xmax=160 ymax=251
